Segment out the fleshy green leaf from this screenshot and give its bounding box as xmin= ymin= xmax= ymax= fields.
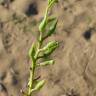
xmin=48 ymin=0 xmax=58 ymax=6
xmin=48 ymin=0 xmax=52 ymax=5
xmin=39 ymin=17 xmax=47 ymax=32
xmin=39 ymin=0 xmax=58 ymax=32
xmin=32 ymin=80 xmax=45 ymax=92
xmin=47 ymin=19 xmax=57 ymax=37
xmin=39 ymin=10 xmax=48 ymax=32
xmin=42 ymin=41 xmax=59 ymax=56
xmin=28 ymin=43 xmax=36 ymax=60
xmin=37 ymin=60 xmax=54 ymax=66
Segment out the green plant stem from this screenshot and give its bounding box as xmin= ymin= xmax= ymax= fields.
xmin=27 ymin=5 xmax=55 ymax=95
xmin=48 ymin=0 xmax=56 ymax=10
xmin=28 ymin=34 xmax=43 ymax=96
xmin=24 ymin=1 xmax=58 ymax=96
xmin=28 ymin=61 xmax=35 ymax=95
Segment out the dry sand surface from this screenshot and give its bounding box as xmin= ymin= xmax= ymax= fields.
xmin=0 ymin=0 xmax=96 ymax=96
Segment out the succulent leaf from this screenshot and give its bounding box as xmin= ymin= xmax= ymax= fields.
xmin=39 ymin=17 xmax=47 ymax=32
xmin=47 ymin=19 xmax=58 ymax=37
xmin=42 ymin=41 xmax=59 ymax=56
xmin=32 ymin=80 xmax=45 ymax=91
xmin=37 ymin=60 xmax=54 ymax=66
xmin=48 ymin=0 xmax=58 ymax=5
xmin=29 ymin=43 xmax=36 ymax=60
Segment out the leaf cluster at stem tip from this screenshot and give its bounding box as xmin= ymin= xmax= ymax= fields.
xmin=39 ymin=0 xmax=58 ymax=36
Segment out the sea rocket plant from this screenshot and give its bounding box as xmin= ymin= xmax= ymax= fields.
xmin=22 ymin=0 xmax=59 ymax=96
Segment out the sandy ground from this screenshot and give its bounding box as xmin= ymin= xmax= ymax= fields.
xmin=0 ymin=0 xmax=96 ymax=96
